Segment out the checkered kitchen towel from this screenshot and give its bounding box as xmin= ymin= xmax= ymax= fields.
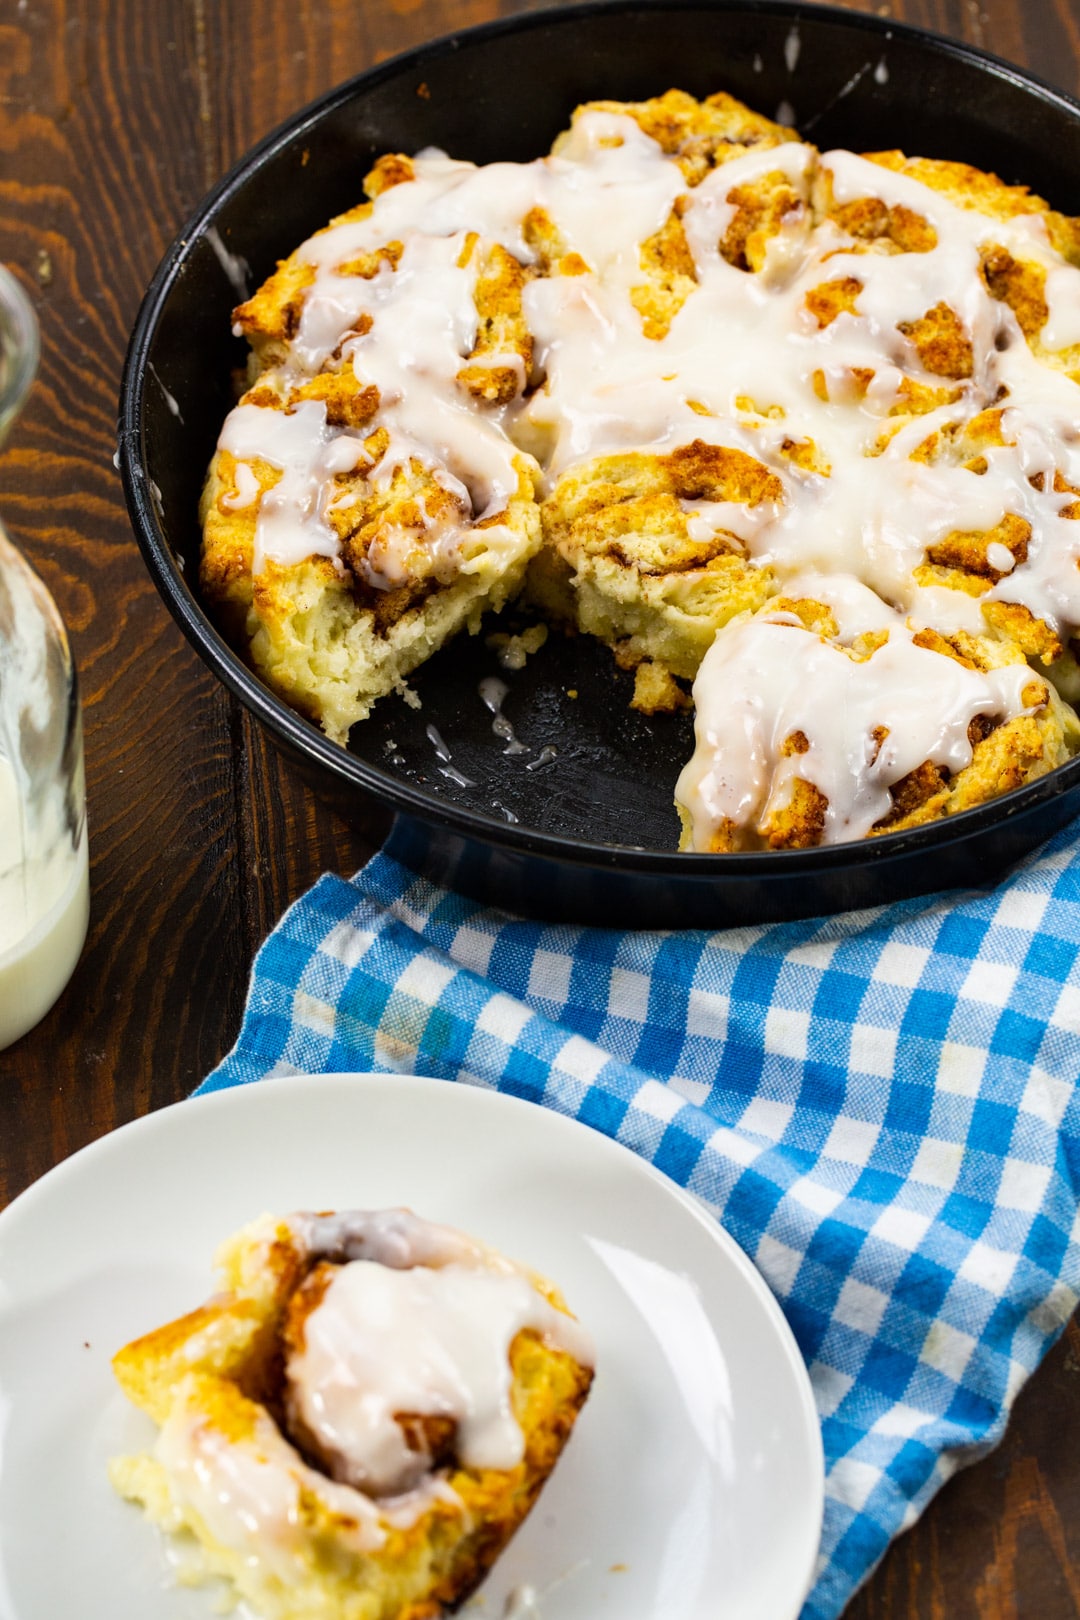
xmin=199 ymin=829 xmax=1080 ymax=1619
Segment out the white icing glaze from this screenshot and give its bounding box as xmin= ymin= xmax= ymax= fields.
xmin=1042 ymin=262 xmax=1080 ymax=349
xmin=155 ymin=1396 xmax=388 ymax=1572
xmin=218 ymin=400 xmax=366 ymax=573
xmin=288 ymin=1206 xmax=512 ymax=1271
xmin=220 ymin=459 xmax=260 ymax=511
xmin=205 ymin=225 xmax=251 ymax=301
xmin=285 ymin=1256 xmax=591 ymax=1496
xmin=676 ymin=571 xmax=1039 ymax=847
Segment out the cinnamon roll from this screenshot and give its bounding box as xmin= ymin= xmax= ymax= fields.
xmin=109 ymin=1208 xmax=594 ymax=1619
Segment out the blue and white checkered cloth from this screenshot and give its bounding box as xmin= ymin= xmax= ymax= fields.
xmin=199 ymin=828 xmax=1080 ymax=1619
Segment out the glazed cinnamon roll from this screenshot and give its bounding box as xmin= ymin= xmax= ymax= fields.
xmin=109 ymin=1209 xmax=594 ymax=1620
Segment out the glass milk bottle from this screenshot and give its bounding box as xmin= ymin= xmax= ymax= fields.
xmin=0 ymin=265 xmax=89 ymax=1049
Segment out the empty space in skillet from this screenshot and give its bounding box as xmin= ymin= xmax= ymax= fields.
xmin=128 ymin=0 xmax=1080 ymax=866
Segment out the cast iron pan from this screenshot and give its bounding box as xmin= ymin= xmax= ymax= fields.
xmin=118 ymin=0 xmax=1080 ymax=926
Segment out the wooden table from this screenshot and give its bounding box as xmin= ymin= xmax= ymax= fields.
xmin=2 ymin=0 xmax=1080 ymax=1611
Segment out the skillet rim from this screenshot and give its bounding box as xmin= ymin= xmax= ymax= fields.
xmin=117 ymin=0 xmax=1080 ymax=878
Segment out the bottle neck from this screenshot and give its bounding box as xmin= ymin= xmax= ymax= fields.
xmin=0 ymin=265 xmax=38 ymax=449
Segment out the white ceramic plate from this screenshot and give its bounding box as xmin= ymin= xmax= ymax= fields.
xmin=0 ymin=1073 xmax=823 ymax=1620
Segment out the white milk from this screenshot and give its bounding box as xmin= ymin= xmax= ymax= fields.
xmin=0 ymin=751 xmax=89 ymax=1050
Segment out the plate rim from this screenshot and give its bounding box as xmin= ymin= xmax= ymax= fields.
xmin=0 ymin=1069 xmax=825 ymax=1617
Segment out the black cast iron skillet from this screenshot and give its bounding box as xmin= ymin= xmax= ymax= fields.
xmin=118 ymin=0 xmax=1080 ymax=927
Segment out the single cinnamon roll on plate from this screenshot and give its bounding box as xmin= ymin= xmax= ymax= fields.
xmin=109 ymin=1208 xmax=594 ymax=1620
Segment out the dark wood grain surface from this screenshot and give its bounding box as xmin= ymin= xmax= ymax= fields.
xmin=2 ymin=0 xmax=1080 ymax=1612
